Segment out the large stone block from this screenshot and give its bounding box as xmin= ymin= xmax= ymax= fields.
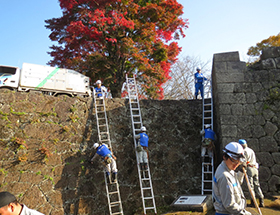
xmin=213 ymin=61 xmax=227 ymax=74
xmin=243 ymin=104 xmax=256 ymax=115
xmin=237 ymin=126 xmax=252 ymax=139
xmin=221 ymin=125 xmax=237 ymax=137
xmin=263 ymin=108 xmax=275 ymax=120
xmin=220 ymin=115 xmax=237 ymax=125
xmin=236 ymin=116 xmax=254 ymax=128
xmin=275 ymin=130 xmax=280 ymax=142
xmin=219 ymin=104 xmax=231 ymax=115
xmin=252 ymin=82 xmax=264 ymax=92
xmin=259 ymin=136 xmax=278 ymax=152
xmin=251 ymin=125 xmax=266 ymax=138
xmin=259 ymin=166 xmax=271 ymax=182
xmin=253 ymin=115 xmax=266 ymax=126
xmin=213 ymin=51 xmax=240 ymax=62
xmin=215 ymin=72 xmax=244 ymax=83
xmin=275 ymin=58 xmax=280 ymax=69
xmin=218 ymin=93 xmax=246 ymax=104
xmin=268 ymin=69 xmax=280 ymax=81
xmin=257 ymin=152 xmax=274 ymax=167
xmin=247 ymin=138 xmax=259 ymax=152
xmin=245 ymin=93 xmax=257 ymax=104
xmin=268 ymin=175 xmax=280 ymax=192
xmin=264 ymin=121 xmax=278 ymax=136
xmin=261 ymin=58 xmax=276 ymax=70
xmin=231 ymin=104 xmax=244 ymax=115
xmin=271 ymin=164 xmax=280 ymax=176
xmin=261 ymin=47 xmax=280 ymax=60
xmin=217 ymin=83 xmax=235 ymax=93
xmin=272 ymin=153 xmax=280 ymax=164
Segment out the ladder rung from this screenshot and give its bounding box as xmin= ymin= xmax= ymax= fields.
xmin=144 ymin=197 xmax=153 ymax=200
xmin=109 ymin=191 xmax=119 ymax=195
xmin=133 ymin=122 xmax=141 ymax=124
xmin=110 ymin=201 xmax=121 ymax=206
xmin=142 ymin=187 xmax=151 ymax=190
xmin=145 ymin=207 xmax=156 ymax=210
xmin=203 ymin=180 xmax=212 ymax=183
xmin=141 ymin=177 xmax=150 ymax=181
xmin=204 ymin=110 xmax=211 ymax=113
xmin=204 ymin=117 xmax=212 ymax=119
xmin=204 ymin=171 xmax=213 ymax=174
xmin=203 ymin=189 xmax=212 ymax=191
xmin=112 ymin=212 xmax=123 ymax=215
xmin=204 ymin=103 xmax=211 ymax=106
xmin=203 ymin=162 xmax=212 ymax=165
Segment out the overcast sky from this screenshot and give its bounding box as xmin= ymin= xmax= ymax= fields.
xmin=0 ymin=0 xmax=279 ymax=69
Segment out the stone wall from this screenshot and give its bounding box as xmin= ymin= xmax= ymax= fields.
xmin=0 ymin=92 xmax=202 ymax=215
xmin=212 ymin=47 xmax=280 ymax=196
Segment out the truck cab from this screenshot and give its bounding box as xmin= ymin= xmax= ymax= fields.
xmin=0 ymin=65 xmax=20 ymax=89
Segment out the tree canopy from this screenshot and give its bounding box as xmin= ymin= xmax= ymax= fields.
xmin=247 ymin=32 xmax=280 ymax=58
xmin=45 ymin=0 xmax=188 ymax=99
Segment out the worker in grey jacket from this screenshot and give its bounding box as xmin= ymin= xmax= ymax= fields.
xmin=239 ymin=139 xmax=264 ymax=207
xmin=213 ymin=142 xmax=251 ymax=215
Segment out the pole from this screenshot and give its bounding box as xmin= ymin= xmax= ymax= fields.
xmin=242 ymin=167 xmax=262 ymax=215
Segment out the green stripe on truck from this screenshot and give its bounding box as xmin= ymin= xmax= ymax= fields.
xmin=35 ymin=67 xmax=60 ymax=90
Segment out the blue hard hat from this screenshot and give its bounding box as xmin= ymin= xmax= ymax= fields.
xmin=238 ymin=139 xmax=247 ymax=145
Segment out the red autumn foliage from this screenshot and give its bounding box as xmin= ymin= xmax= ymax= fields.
xmin=45 ymin=0 xmax=188 ymax=99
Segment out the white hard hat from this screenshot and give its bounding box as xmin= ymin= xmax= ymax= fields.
xmin=196 ymin=67 xmax=201 ymax=71
xmin=96 ymin=80 xmax=102 ymax=84
xmin=141 ymin=126 xmax=146 ymax=132
xmin=93 ymin=143 xmax=99 ymax=149
xmin=223 ymin=142 xmax=245 ymax=162
xmin=205 ymin=124 xmax=211 ymax=128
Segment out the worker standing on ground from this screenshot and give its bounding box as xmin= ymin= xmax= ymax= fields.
xmin=194 ymin=67 xmax=207 ymax=99
xmin=213 ymin=142 xmax=252 ymax=215
xmin=239 ymin=139 xmax=265 ymax=208
xmin=135 ymin=126 xmax=149 ymax=170
xmin=200 ymin=124 xmax=215 ymax=161
xmin=91 ymin=141 xmax=118 ymax=183
xmin=94 ymin=80 xmax=107 ymax=98
xmin=0 ymin=191 xmax=44 ymax=215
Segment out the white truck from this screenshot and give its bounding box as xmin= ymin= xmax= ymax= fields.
xmin=0 ymin=62 xmax=91 ymax=97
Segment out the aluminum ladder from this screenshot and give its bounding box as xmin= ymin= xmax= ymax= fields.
xmin=125 ymin=74 xmax=157 ymax=215
xmin=93 ymin=90 xmax=124 ymax=215
xmin=201 ymin=81 xmax=214 ymax=195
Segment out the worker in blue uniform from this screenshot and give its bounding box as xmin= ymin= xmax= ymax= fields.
xmin=200 ymin=124 xmax=215 ymax=160
xmin=94 ymin=80 xmax=107 ymax=98
xmin=135 ymin=126 xmax=149 ymax=170
xmin=91 ymin=142 xmax=118 ymax=183
xmin=194 ymin=67 xmax=207 ymax=99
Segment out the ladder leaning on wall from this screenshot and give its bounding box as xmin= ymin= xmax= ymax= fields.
xmin=93 ymin=90 xmax=124 ymax=215
xmin=201 ymin=80 xmax=214 ymax=195
xmin=125 ymin=74 xmax=157 ymax=215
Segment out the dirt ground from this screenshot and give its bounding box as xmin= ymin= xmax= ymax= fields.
xmin=163 ymin=197 xmax=280 ymax=215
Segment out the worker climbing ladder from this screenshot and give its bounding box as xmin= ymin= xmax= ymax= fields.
xmin=125 ymin=74 xmax=157 ymax=215
xmin=93 ymin=91 xmax=124 ymax=215
xmin=201 ymin=81 xmax=214 ymax=195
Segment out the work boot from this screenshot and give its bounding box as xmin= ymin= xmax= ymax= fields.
xmin=112 ymin=172 xmax=117 ymax=183
xmin=247 ymin=199 xmax=254 ymax=207
xmin=259 ymin=198 xmax=265 ymax=207
xmin=143 ymin=163 xmax=148 ymax=170
xmin=106 ymin=173 xmax=111 ymax=184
